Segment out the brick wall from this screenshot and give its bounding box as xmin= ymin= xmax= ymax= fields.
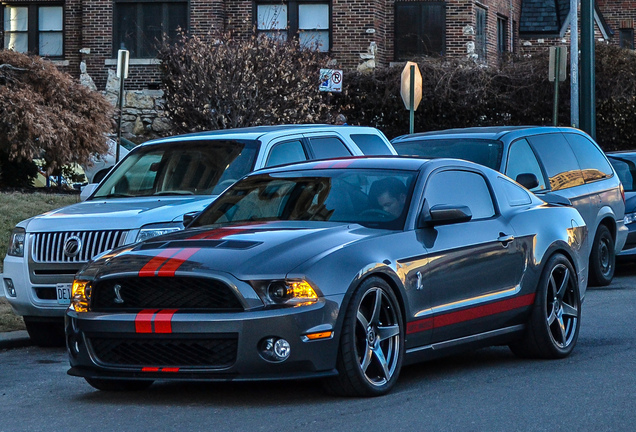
xmin=597 ymin=0 xmax=636 ymax=48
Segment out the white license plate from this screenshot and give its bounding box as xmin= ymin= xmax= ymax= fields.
xmin=56 ymin=283 xmax=72 ymax=305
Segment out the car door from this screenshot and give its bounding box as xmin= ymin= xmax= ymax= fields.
xmin=263 ymin=136 xmax=310 ymax=168
xmin=417 ymin=168 xmax=526 ymax=344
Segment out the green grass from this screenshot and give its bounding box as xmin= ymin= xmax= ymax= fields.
xmin=1 ymin=191 xmax=79 ymax=332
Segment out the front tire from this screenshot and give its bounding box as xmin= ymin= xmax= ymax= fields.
xmin=85 ymin=378 xmax=153 ymax=391
xmin=509 ymin=253 xmax=581 ymax=359
xmin=323 ymin=277 xmax=404 ymax=397
xmin=589 ymin=224 xmax=615 ymax=286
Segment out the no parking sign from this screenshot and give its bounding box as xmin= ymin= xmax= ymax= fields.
xmin=319 ymin=69 xmax=343 ymax=92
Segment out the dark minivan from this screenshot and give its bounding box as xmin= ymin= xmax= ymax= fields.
xmin=392 ymin=126 xmax=627 ymax=286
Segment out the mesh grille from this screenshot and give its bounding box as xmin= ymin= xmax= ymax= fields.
xmin=89 ymin=336 xmax=238 ymax=368
xmin=31 ymin=230 xmax=128 ymax=263
xmin=91 ymin=277 xmax=244 ymax=311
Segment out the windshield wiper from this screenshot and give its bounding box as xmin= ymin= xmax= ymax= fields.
xmin=99 ymin=193 xmax=132 ymax=198
xmin=153 ymin=191 xmax=195 ymax=196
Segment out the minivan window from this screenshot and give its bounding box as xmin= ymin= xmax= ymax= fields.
xmin=350 ymin=134 xmax=393 ymax=155
xmin=505 ymin=138 xmax=547 ymax=191
xmin=527 ymin=133 xmax=584 ymax=191
xmin=425 ymin=170 xmax=496 ymax=219
xmin=393 ymin=138 xmax=503 ymax=170
xmin=93 ymin=140 xmax=259 ymax=198
xmin=308 ymin=136 xmax=352 ymax=159
xmin=563 ymin=133 xmax=613 ymax=183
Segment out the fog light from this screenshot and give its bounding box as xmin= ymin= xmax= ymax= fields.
xmin=259 ymin=337 xmax=291 ymax=362
xmin=3 ymin=279 xmax=16 ymax=297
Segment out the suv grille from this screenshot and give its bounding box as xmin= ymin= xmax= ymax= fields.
xmin=89 ymin=336 xmax=238 ymax=368
xmin=90 ymin=277 xmax=244 ymax=312
xmin=31 ymin=230 xmax=128 ymax=263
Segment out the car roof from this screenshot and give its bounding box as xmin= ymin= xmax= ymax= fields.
xmin=253 ymin=156 xmax=430 ymax=175
xmin=139 ymin=124 xmax=382 ymax=146
xmin=392 ymin=126 xmax=582 ymax=142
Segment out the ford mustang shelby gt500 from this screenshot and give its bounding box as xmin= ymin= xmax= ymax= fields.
xmin=66 ymin=157 xmax=588 ymax=396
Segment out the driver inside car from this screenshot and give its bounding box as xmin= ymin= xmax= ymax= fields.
xmin=369 ymin=177 xmax=407 ymax=218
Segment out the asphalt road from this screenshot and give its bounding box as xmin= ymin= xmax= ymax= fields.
xmin=2 ymin=264 xmax=636 ymax=432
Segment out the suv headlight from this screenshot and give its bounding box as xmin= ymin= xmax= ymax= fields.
xmin=136 ymin=224 xmax=182 ymax=242
xmin=252 ymin=279 xmax=319 ymax=308
xmin=7 ymin=228 xmax=26 ymax=257
xmin=625 ymin=212 xmax=636 ymax=225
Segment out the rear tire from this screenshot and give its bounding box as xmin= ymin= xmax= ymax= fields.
xmin=85 ymin=378 xmax=153 ymax=391
xmin=589 ymin=225 xmax=615 ymax=287
xmin=24 ymin=317 xmax=65 ymax=347
xmin=509 ymin=253 xmax=581 ymax=359
xmin=323 ymin=277 xmax=404 ymax=397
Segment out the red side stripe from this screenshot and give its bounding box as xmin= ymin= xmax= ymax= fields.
xmin=156 ymin=248 xmax=201 ymax=276
xmin=406 ymin=294 xmax=536 ymax=335
xmin=142 ymin=367 xmax=159 ymax=372
xmin=138 ymin=248 xmax=181 ymax=277
xmin=154 ymin=309 xmax=178 ymax=334
xmin=332 ymin=160 xmax=354 ymax=168
xmin=161 ymin=368 xmax=180 ymax=373
xmin=135 ymin=309 xmax=158 ymax=333
xmin=313 ymin=161 xmax=334 ymax=169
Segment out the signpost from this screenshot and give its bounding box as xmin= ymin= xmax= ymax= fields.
xmin=549 ymin=46 xmax=567 ymax=126
xmin=319 ymin=69 xmax=343 ymax=92
xmin=400 ymin=61 xmax=422 ymax=134
xmin=116 ymin=48 xmax=129 ymax=163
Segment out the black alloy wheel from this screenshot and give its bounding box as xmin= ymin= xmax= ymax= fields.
xmin=509 ymin=253 xmax=581 ymax=359
xmin=589 ymin=224 xmax=615 ymax=286
xmin=324 ymin=277 xmax=404 ymax=397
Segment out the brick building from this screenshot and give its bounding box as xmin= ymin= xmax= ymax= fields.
xmin=0 ymin=0 xmax=630 ymax=92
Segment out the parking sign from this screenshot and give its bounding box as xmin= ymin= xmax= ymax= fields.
xmin=319 ymin=69 xmax=343 ymax=92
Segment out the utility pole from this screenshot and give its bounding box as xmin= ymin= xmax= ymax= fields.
xmin=580 ymin=0 xmax=595 ymax=138
xmin=570 ymin=0 xmax=579 ymax=128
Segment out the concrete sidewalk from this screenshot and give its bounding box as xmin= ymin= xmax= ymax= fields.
xmin=0 ymin=330 xmax=32 ymax=350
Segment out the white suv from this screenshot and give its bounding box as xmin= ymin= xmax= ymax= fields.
xmin=3 ymin=124 xmax=396 ymax=346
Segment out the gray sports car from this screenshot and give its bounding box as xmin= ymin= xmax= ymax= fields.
xmin=66 ymin=157 xmax=588 ymax=396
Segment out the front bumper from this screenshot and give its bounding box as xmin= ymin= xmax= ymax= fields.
xmin=66 ymin=297 xmax=343 ymax=382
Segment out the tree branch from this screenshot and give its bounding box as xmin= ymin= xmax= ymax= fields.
xmin=0 ymin=64 xmax=27 ymax=72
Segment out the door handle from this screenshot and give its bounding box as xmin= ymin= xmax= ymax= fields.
xmin=498 ymin=233 xmax=514 ymax=246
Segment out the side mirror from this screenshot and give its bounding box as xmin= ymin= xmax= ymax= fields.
xmin=80 ymin=183 xmax=98 ymax=201
xmin=419 ymin=204 xmax=472 ymax=227
xmin=183 ymin=211 xmax=201 ymax=228
xmin=516 ymin=173 xmax=539 ymax=190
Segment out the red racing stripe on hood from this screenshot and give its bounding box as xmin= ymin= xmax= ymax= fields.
xmin=139 ymin=248 xmax=181 ymax=277
xmin=156 ymin=248 xmax=201 ymax=277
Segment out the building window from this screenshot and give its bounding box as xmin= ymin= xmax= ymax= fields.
xmin=256 ymin=1 xmax=330 ymax=52
xmin=497 ymin=15 xmax=507 ymax=54
xmin=113 ymin=0 xmax=188 ymax=58
xmin=620 ymin=28 xmax=634 ymax=50
xmin=475 ymin=7 xmax=486 ymax=60
xmin=3 ymin=4 xmax=63 ymax=57
xmin=394 ymin=1 xmax=445 ymax=60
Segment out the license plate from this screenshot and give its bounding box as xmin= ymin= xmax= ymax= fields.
xmin=56 ymin=283 xmax=72 ymax=305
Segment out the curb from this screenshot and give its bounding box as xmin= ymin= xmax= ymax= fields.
xmin=0 ymin=330 xmax=32 ymax=350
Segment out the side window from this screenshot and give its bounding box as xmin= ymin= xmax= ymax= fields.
xmin=425 ymin=170 xmax=496 ymax=220
xmin=505 ymin=138 xmax=547 ymax=191
xmin=527 ymin=133 xmax=584 ymax=191
xmin=266 ymin=140 xmax=307 ymax=167
xmin=350 ymin=134 xmax=394 ymax=155
xmin=307 ymin=136 xmax=352 ymax=159
xmin=498 ymin=177 xmax=532 ymax=206
xmin=563 ymin=133 xmax=614 ymax=183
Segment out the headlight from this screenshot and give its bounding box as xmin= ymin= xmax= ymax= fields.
xmin=70 ymin=280 xmax=92 ymax=312
xmin=136 ymin=226 xmax=181 ymax=242
xmin=7 ymin=228 xmax=26 ymax=257
xmin=253 ymin=279 xmax=319 ymax=307
xmin=625 ymin=212 xmax=636 ymax=225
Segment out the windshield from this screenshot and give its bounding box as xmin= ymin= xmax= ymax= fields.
xmin=608 ymin=154 xmax=636 ymax=191
xmin=92 ymin=140 xmax=259 ymax=198
xmin=393 ymin=138 xmax=503 ymax=170
xmin=192 ymin=169 xmax=418 ymax=230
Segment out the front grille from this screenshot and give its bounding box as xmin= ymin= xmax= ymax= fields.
xmin=90 ymin=277 xmax=244 ymax=311
xmin=89 ymin=336 xmax=238 ymax=368
xmin=34 ymin=287 xmax=56 ymax=300
xmin=31 ymin=230 xmax=128 ymax=263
